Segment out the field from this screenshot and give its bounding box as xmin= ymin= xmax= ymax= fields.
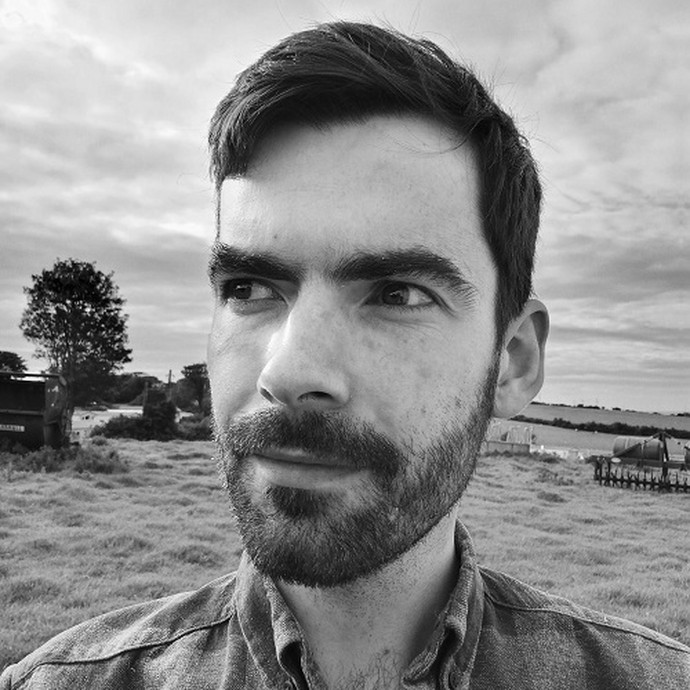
xmin=1 ymin=436 xmax=689 ymax=673
xmin=493 ymin=403 xmax=690 ymax=457
xmin=525 ymin=403 xmax=690 ymax=432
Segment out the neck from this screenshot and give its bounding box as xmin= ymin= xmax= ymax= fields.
xmin=277 ymin=510 xmax=460 ymax=689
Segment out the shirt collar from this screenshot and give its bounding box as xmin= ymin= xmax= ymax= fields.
xmin=234 ymin=552 xmax=310 ymax=686
xmin=233 ymin=521 xmax=485 ymax=686
xmin=404 ymin=521 xmax=485 ymax=683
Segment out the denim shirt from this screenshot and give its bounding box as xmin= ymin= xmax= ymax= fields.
xmin=2 ymin=522 xmax=688 ymax=689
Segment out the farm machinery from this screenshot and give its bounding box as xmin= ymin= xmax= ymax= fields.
xmin=0 ymin=371 xmax=70 ymax=450
xmin=591 ymin=432 xmax=690 ymax=493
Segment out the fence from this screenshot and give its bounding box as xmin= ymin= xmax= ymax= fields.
xmin=593 ymin=459 xmax=690 ymax=493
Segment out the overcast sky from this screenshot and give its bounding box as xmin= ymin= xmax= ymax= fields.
xmin=1 ymin=0 xmax=687 ymax=413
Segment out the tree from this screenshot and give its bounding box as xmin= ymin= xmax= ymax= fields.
xmin=181 ymin=363 xmax=209 ymax=411
xmin=172 ymin=378 xmax=197 ymax=412
xmin=0 ymin=351 xmax=27 ymax=372
xmin=105 ymin=372 xmax=161 ymax=405
xmin=20 ymin=259 xmax=132 ymax=415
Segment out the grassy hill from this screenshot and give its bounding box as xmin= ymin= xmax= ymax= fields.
xmin=494 ymin=404 xmax=690 ymax=457
xmin=525 ymin=403 xmax=690 ymax=433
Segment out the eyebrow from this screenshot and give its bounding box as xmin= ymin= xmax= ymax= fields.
xmin=209 ymin=242 xmax=478 ymax=300
xmin=332 ymin=248 xmax=478 ymax=299
xmin=208 ymin=242 xmax=304 ymax=283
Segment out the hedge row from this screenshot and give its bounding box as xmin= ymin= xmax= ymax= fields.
xmin=512 ymin=415 xmax=690 ymax=440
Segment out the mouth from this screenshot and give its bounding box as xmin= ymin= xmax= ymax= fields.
xmin=250 ymin=447 xmax=361 ymax=489
xmin=255 ymin=446 xmax=350 ymax=466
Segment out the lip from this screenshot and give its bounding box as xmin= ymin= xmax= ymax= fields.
xmin=255 ymin=447 xmax=350 ymax=467
xmin=250 ymin=448 xmax=360 ymax=489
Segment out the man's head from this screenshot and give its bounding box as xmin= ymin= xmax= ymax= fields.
xmin=209 ymin=21 xmax=542 ymax=339
xmin=207 ymin=23 xmax=548 ymax=587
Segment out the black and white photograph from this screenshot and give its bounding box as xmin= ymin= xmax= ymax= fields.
xmin=1 ymin=1 xmax=688 ymax=687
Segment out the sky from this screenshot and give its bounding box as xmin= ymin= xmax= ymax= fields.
xmin=0 ymin=0 xmax=687 ymax=413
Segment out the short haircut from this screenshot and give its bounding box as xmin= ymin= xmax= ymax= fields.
xmin=209 ymin=21 xmax=541 ymax=338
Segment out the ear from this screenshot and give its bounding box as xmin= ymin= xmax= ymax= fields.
xmin=493 ymin=299 xmax=549 ymax=418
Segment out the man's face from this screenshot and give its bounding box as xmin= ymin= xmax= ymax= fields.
xmin=208 ymin=116 xmax=500 ymax=586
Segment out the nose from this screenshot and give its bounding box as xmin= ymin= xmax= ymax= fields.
xmin=257 ymin=298 xmax=350 ymax=411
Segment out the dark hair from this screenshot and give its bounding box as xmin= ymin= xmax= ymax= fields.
xmin=209 ymin=21 xmax=541 ymax=337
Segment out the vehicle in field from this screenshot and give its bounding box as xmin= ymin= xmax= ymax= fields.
xmin=591 ymin=431 xmax=689 ymax=492
xmin=0 ymin=371 xmax=70 ymax=450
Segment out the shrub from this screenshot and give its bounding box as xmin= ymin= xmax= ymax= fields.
xmin=93 ymin=400 xmax=176 ymax=441
xmin=0 ymin=441 xmax=128 ymax=475
xmin=177 ymin=414 xmax=213 ymax=441
xmin=72 ymin=444 xmax=129 ymax=474
xmin=93 ymin=414 xmax=151 ymax=440
xmin=142 ymin=399 xmax=177 ymax=439
xmin=12 ymin=447 xmax=66 ymax=473
xmin=94 ymin=407 xmax=212 ymax=442
xmin=0 ymin=437 xmax=29 ymax=454
xmin=171 ymin=378 xmax=198 ymax=412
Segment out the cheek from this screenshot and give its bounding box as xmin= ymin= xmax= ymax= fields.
xmin=364 ymin=328 xmax=492 ymax=434
xmin=207 ymin=322 xmax=264 ymax=419
xmin=356 ymin=332 xmax=452 ymax=423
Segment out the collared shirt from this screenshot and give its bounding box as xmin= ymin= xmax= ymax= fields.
xmin=2 ymin=522 xmax=688 ymax=689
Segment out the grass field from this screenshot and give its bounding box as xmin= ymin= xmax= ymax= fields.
xmin=1 ymin=437 xmax=688 ymax=673
xmin=525 ymin=403 xmax=690 ymax=432
xmin=492 ymin=403 xmax=690 ymax=457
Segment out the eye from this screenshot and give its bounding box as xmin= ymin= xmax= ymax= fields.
xmin=221 ymin=279 xmax=278 ymax=302
xmin=374 ymin=282 xmax=434 ymax=308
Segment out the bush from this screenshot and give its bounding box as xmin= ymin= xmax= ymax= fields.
xmin=93 ymin=405 xmax=212 ymax=443
xmin=93 ymin=414 xmax=151 ymax=440
xmin=72 ymin=444 xmax=129 ymax=474
xmin=0 ymin=437 xmax=30 ymax=454
xmin=142 ymin=399 xmax=177 ymax=439
xmin=177 ymin=414 xmax=213 ymax=441
xmin=93 ymin=399 xmax=177 ymax=441
xmin=12 ymin=446 xmax=66 ymax=473
xmin=0 ymin=441 xmax=128 ymax=475
xmin=171 ymin=379 xmax=197 ymax=413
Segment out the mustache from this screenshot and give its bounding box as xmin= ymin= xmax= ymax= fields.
xmin=214 ymin=408 xmax=403 ymax=479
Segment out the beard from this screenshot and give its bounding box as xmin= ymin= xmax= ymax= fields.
xmin=215 ymin=358 xmax=498 ymax=588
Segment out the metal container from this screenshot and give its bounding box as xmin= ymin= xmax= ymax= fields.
xmin=0 ymin=372 xmax=69 ymax=449
xmin=612 ymin=436 xmax=664 ymax=461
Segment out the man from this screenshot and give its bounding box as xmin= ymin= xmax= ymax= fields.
xmin=2 ymin=21 xmax=688 ymax=690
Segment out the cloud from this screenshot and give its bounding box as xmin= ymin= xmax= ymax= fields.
xmin=537 ymin=224 xmax=688 ymax=301
xmin=0 ymin=0 xmax=687 ymax=412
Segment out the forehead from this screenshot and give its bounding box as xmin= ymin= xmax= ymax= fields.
xmin=218 ymin=116 xmax=494 ymax=291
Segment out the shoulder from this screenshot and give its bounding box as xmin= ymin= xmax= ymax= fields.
xmin=476 ymin=567 xmax=690 ymax=687
xmin=479 ymin=566 xmax=688 ymax=650
xmin=1 ymin=572 xmax=239 ymax=689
